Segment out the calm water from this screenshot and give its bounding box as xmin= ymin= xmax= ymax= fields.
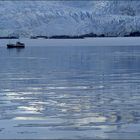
xmin=0 ymin=41 xmax=140 ymax=139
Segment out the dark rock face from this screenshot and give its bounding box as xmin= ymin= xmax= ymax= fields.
xmin=0 ymin=36 xmax=18 ymax=39
xmin=125 ymin=31 xmax=140 ymax=37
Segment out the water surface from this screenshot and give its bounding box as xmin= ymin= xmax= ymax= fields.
xmin=0 ymin=41 xmax=140 ymax=139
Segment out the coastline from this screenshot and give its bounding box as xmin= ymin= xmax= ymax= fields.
xmin=1 ymin=37 xmax=140 ymax=47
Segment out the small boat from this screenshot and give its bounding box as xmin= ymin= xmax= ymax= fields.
xmin=7 ymin=42 xmax=25 ymax=49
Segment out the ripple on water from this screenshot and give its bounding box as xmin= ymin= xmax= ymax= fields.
xmin=0 ymin=44 xmax=140 ymax=139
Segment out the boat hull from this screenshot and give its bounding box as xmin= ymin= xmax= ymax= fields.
xmin=7 ymin=44 xmax=25 ymax=49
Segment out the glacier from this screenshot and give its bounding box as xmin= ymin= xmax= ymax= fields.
xmin=0 ymin=0 xmax=140 ymax=37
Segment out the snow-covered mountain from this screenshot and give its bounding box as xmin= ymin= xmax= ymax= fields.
xmin=0 ymin=0 xmax=140 ymax=37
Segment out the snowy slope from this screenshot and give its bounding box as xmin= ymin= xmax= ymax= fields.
xmin=0 ymin=1 xmax=140 ymax=37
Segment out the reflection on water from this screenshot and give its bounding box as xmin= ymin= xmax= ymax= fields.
xmin=0 ymin=44 xmax=140 ymax=139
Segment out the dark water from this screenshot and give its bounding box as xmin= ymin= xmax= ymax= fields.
xmin=0 ymin=43 xmax=140 ymax=139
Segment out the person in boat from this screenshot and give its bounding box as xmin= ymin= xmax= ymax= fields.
xmin=16 ymin=42 xmax=24 ymax=46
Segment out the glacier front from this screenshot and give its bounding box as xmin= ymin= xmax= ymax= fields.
xmin=0 ymin=0 xmax=140 ymax=37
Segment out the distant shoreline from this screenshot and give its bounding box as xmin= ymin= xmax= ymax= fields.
xmin=1 ymin=37 xmax=140 ymax=48
xmin=1 ymin=31 xmax=140 ymax=39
